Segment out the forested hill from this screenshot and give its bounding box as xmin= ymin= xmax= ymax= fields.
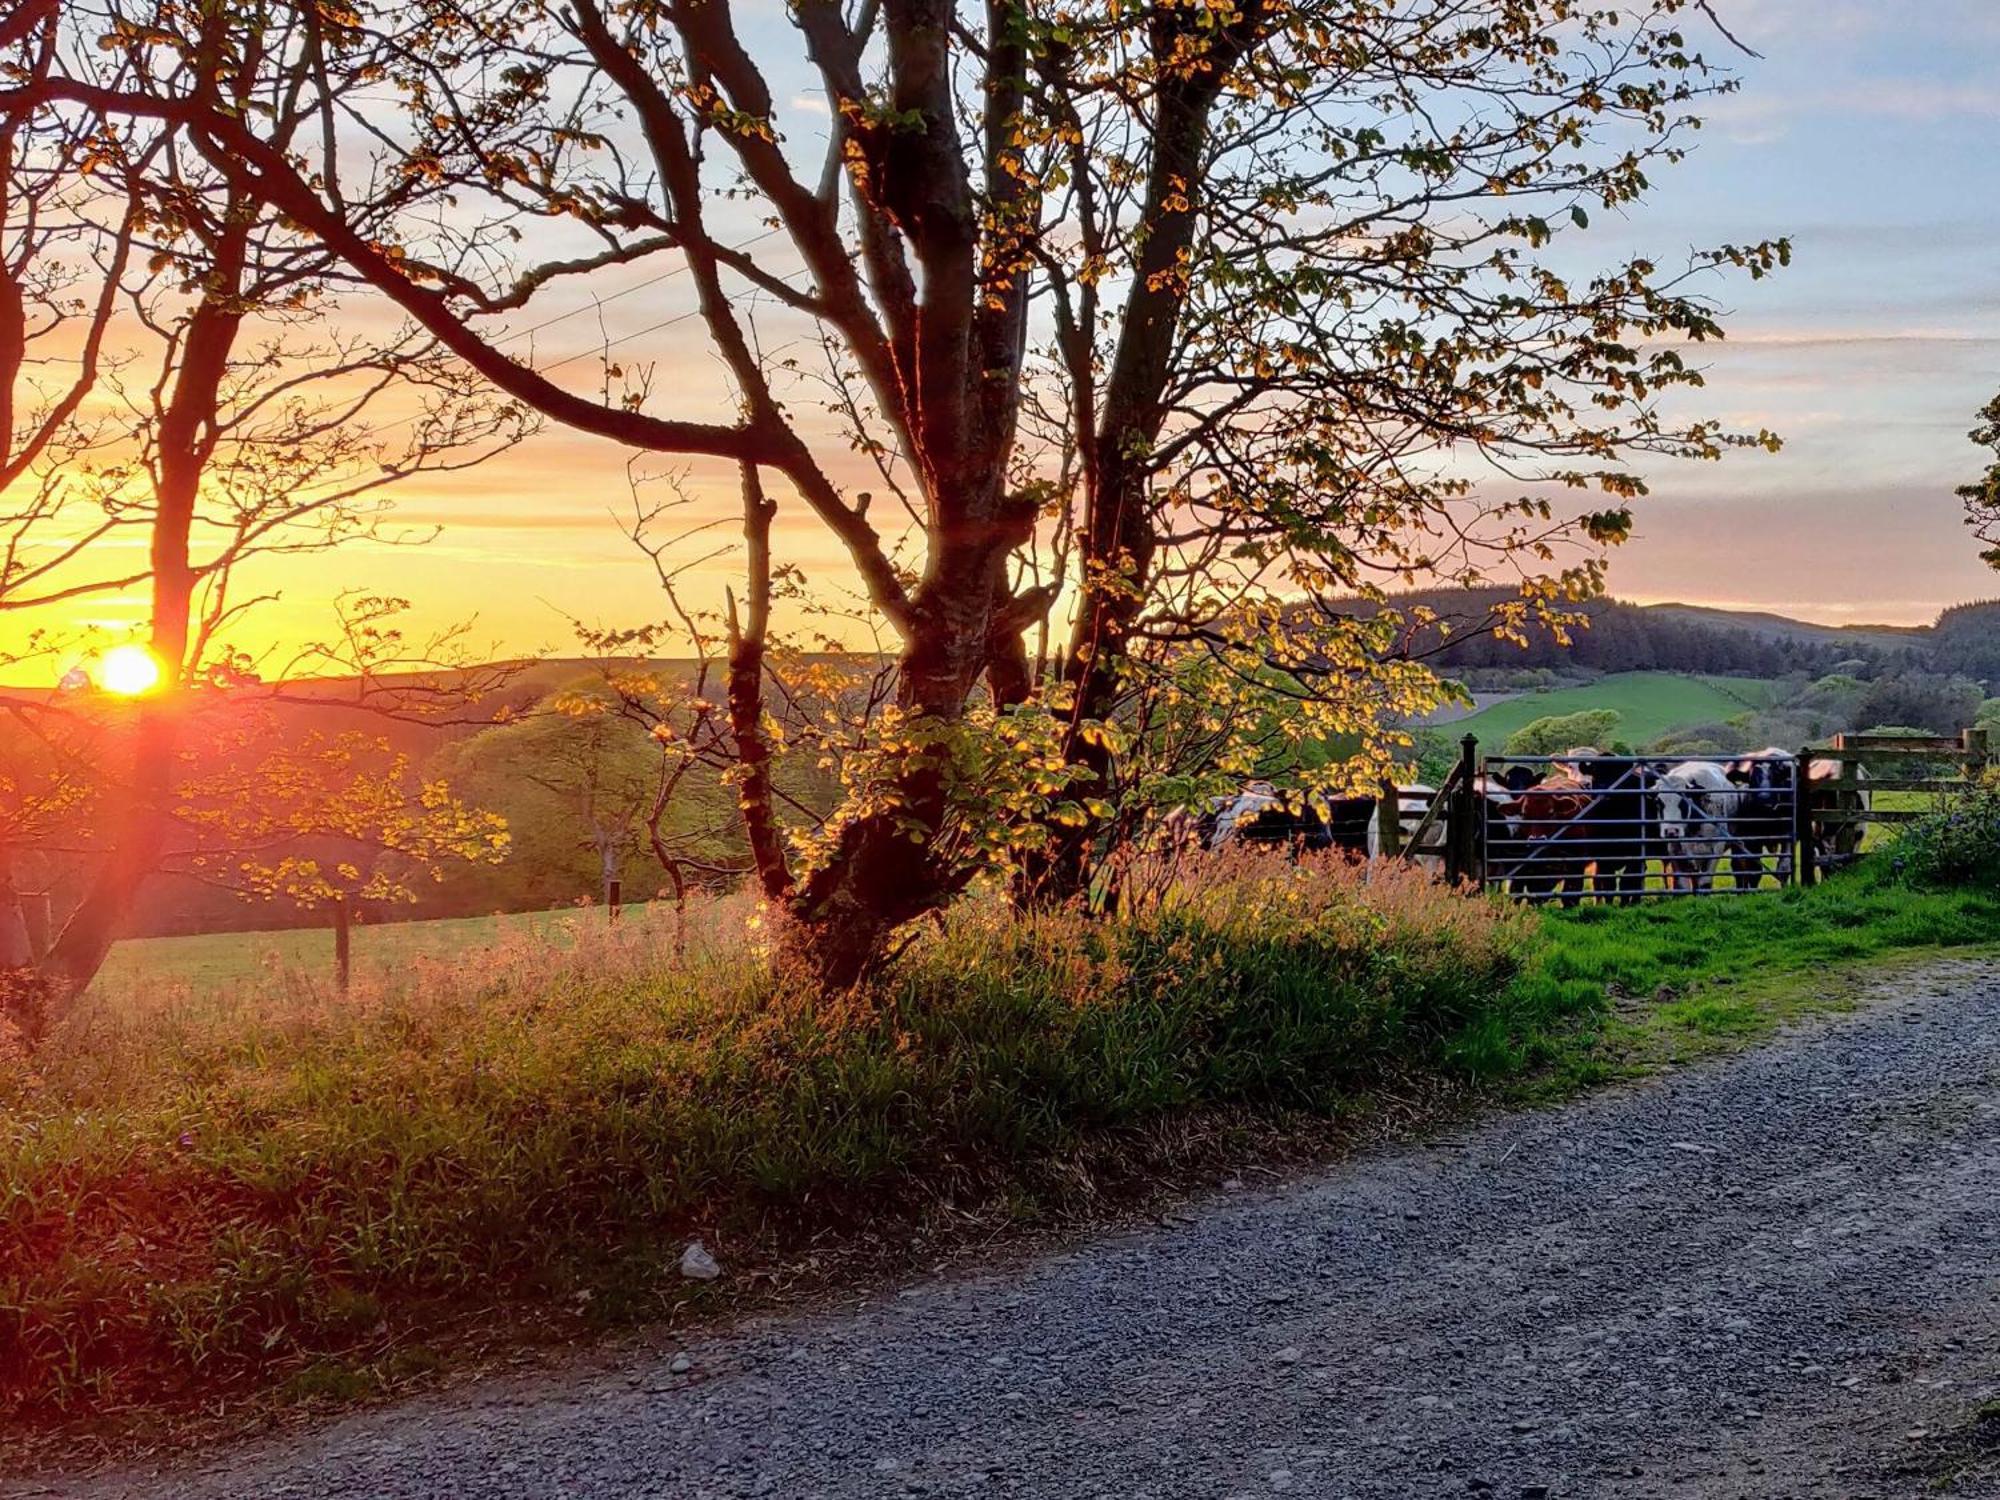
xmin=1361 ymin=590 xmax=1999 ymax=686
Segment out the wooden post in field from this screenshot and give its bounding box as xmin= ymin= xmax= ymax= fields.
xmin=1965 ymin=727 xmax=1991 ymax=781
xmin=332 ymin=894 xmax=352 ymax=992
xmin=1376 ymin=781 xmax=1402 ymax=859
xmin=606 ymin=877 xmax=623 ymax=920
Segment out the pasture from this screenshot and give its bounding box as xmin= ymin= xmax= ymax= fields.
xmin=92 ymin=906 xmax=637 ymax=999
xmin=1449 ymin=671 xmax=1778 ymax=748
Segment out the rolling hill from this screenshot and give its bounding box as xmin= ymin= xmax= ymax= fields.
xmin=1443 ymin=672 xmax=1779 ymax=750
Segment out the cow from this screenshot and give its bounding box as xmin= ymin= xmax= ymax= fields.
xmin=1474 ymin=769 xmax=1534 ymax=891
xmin=1203 ymin=782 xmax=1334 ymax=855
xmin=1507 ymin=762 xmax=1597 ymax=905
xmin=1726 ymin=748 xmax=1798 ymax=887
xmin=1576 ymin=755 xmax=1654 ymax=904
xmin=1655 ymin=761 xmax=1745 ymax=893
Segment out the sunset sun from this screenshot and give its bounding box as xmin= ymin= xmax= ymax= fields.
xmin=97 ymin=643 xmax=163 ymax=697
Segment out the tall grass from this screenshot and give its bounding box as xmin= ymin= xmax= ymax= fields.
xmin=1 ymin=857 xmax=1529 ymax=1415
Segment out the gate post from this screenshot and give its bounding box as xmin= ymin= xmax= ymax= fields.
xmin=1453 ymin=734 xmax=1480 ymax=886
xmin=1376 ymin=781 xmax=1402 ymax=859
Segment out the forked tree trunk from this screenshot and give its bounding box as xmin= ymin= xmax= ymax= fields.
xmin=784 ymin=556 xmax=1001 ymax=987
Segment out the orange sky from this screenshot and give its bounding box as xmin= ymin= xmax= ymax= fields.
xmin=11 ymin=0 xmax=2000 ymax=683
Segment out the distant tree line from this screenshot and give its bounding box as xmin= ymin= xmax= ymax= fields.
xmin=1365 ymin=589 xmax=2000 ymax=691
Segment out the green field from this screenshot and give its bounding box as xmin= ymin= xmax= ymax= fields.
xmin=1449 ymin=671 xmax=1778 ymax=751
xmin=93 ymin=905 xmax=636 ymax=998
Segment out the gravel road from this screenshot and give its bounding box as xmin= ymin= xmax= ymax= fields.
xmin=36 ymin=957 xmax=2000 ymax=1499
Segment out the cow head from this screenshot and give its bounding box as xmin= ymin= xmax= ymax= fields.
xmin=1655 ymin=779 xmax=1706 ymax=843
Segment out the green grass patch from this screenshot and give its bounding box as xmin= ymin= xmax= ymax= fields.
xmin=91 ymin=906 xmax=643 ymax=999
xmin=1453 ymin=670 xmax=1777 ymax=748
xmin=1469 ymin=858 xmax=2000 ymax=1093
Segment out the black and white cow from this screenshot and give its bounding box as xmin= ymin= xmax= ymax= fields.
xmin=1726 ymin=747 xmax=1797 ymax=887
xmin=1654 ymin=760 xmax=1744 ymax=893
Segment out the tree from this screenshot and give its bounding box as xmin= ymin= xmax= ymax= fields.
xmin=21 ymin=0 xmax=1787 ymax=983
xmin=179 ymin=730 xmax=509 ymax=989
xmin=1504 ymin=709 xmax=1623 ymax=758
xmin=437 ymin=682 xmax=718 ymax=911
xmin=1851 ymin=676 xmax=1984 ymax=739
xmin=0 ymin=0 xmax=527 ymax=1002
xmin=1961 ymin=392 xmax=2000 ymax=569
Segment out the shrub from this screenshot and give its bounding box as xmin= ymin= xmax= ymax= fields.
xmin=1504 ymin=708 xmax=1621 ymax=756
xmin=0 ymin=857 xmax=1531 ymax=1412
xmin=1890 ymin=778 xmax=2000 ymax=889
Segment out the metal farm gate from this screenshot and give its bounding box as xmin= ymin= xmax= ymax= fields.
xmin=1474 ymin=751 xmax=1803 ymax=904
xmin=1355 ymin=726 xmax=1993 ymax=905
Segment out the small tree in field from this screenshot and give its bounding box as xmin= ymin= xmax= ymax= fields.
xmin=180 ymin=731 xmax=510 ymax=989
xmin=1505 ymin=710 xmax=1624 ymax=758
xmin=24 ymin=0 xmax=1787 ymax=982
xmin=1962 ymin=392 xmax=2000 ymax=570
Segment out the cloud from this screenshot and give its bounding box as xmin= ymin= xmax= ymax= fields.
xmin=1833 ymin=79 xmax=2000 ymax=122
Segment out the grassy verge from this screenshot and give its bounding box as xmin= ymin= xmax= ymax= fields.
xmin=3 ymin=857 xmax=1525 ymax=1419
xmin=1460 ymin=858 xmax=2000 ymax=1093
xmin=4 ymin=852 xmax=1995 ymax=1435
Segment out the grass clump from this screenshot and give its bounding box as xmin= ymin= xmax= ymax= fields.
xmin=0 ymin=856 xmax=1527 ymax=1416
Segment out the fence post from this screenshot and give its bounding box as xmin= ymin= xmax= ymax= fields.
xmin=1965 ymin=727 xmax=1991 ymax=782
xmin=1454 ymin=734 xmax=1480 ymax=887
xmin=1795 ymin=747 xmax=1817 ymax=888
xmin=1376 ymin=781 xmax=1402 ymax=859
xmin=332 ymin=894 xmax=352 ymax=992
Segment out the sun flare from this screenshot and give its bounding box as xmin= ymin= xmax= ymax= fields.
xmin=97 ymin=643 xmax=164 ymax=697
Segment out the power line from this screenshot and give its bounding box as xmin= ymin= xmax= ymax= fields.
xmin=493 ymin=225 xmax=784 ymax=350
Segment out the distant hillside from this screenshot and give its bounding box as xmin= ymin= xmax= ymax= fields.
xmin=1447 ymin=672 xmax=1780 ymax=750
xmin=1357 ymin=589 xmax=1888 ymax=679
xmin=1638 ymin=603 xmax=1926 ymax=654
xmin=1349 ymin=589 xmax=2000 ymax=688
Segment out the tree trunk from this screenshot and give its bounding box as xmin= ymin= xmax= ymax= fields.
xmin=785 ymin=551 xmax=999 ymax=986
xmin=40 ymin=206 xmax=249 ymax=1002
xmin=41 ymin=701 xmax=180 ymax=996
xmin=0 ymin=849 xmax=30 ymax=971
xmin=597 ymin=838 xmax=621 ymax=912
xmin=727 ymin=465 xmax=792 ymax=900
xmin=0 ymin=846 xmax=47 ymax=1043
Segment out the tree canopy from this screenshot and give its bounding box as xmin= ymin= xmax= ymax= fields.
xmin=1962 ymin=393 xmax=2000 ymax=570
xmin=1503 ymin=709 xmax=1622 ymax=757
